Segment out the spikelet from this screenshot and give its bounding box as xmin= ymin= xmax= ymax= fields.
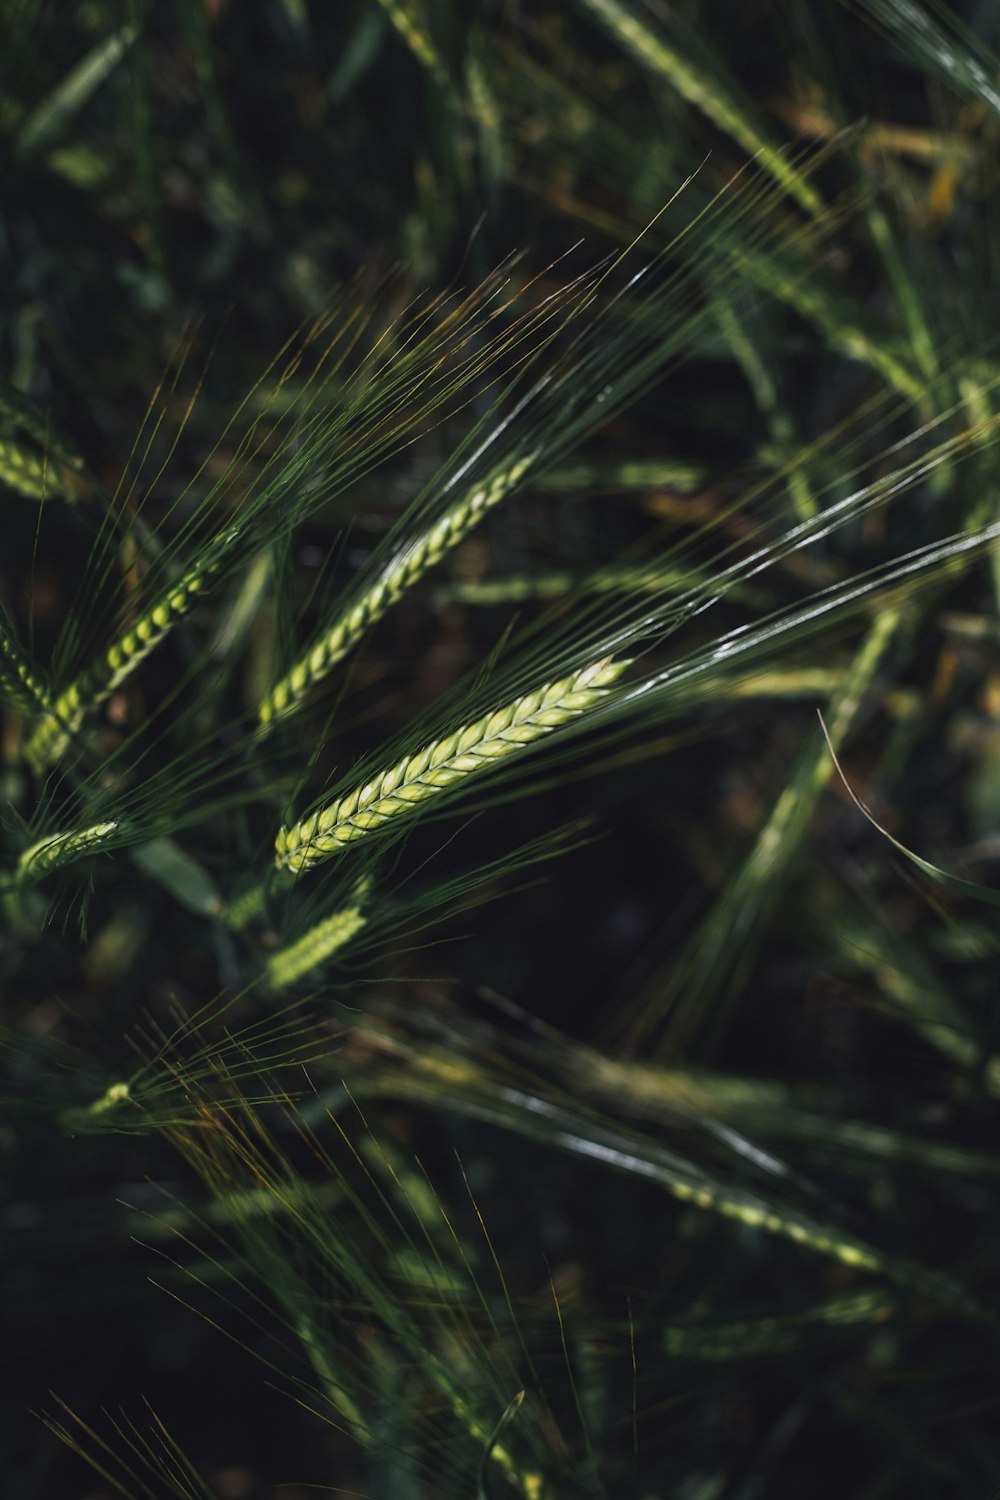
xmin=84 ymin=1081 xmax=131 ymax=1118
xmin=276 ymin=655 xmax=628 ymax=875
xmin=257 ymin=454 xmax=537 ymax=729
xmin=16 ymin=820 xmax=118 ymax=883
xmin=266 ymin=877 xmax=373 ymax=989
xmin=224 ymin=878 xmax=270 ymax=931
xmin=0 ymin=436 xmax=65 ymax=501
xmin=0 ymin=602 xmax=52 ymax=717
xmin=26 ymin=536 xmax=236 ymax=769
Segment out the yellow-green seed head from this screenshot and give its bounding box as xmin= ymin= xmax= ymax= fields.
xmin=275 ymin=654 xmax=628 ymax=874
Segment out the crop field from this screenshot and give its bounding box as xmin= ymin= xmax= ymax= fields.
xmin=2 ymin=4 xmax=1000 ymax=1497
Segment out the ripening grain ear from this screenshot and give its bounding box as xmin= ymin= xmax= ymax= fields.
xmin=25 ymin=540 xmax=237 ymax=770
xmin=266 ymin=892 xmax=370 ymax=990
xmin=275 ymin=656 xmax=629 ymax=873
xmin=0 ymin=435 xmax=69 ymax=501
xmin=0 ymin=598 xmax=51 ymax=717
xmin=15 ymin=820 xmax=118 ymax=884
xmin=257 ymin=453 xmax=538 ymax=729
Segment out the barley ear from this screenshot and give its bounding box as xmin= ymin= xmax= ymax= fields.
xmin=0 ymin=435 xmax=68 ymax=501
xmin=266 ymin=876 xmax=373 ymax=989
xmin=15 ymin=820 xmax=118 ymax=884
xmin=276 ymin=655 xmax=628 ymax=875
xmin=85 ymin=1081 xmax=131 ymax=1117
xmin=0 ymin=601 xmax=52 ymax=717
xmin=26 ymin=539 xmax=233 ymax=769
xmin=257 ymin=454 xmax=538 ymax=730
xmin=225 ymin=879 xmax=269 ymax=931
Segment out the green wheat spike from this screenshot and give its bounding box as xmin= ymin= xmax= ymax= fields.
xmin=224 ymin=878 xmax=270 ymax=931
xmin=576 ymin=0 xmax=823 ymax=217
xmin=663 ymin=1291 xmax=898 ymax=1360
xmin=275 ymin=655 xmax=628 ymax=875
xmin=25 ymin=532 xmax=237 ymax=769
xmin=0 ymin=435 xmax=64 ymax=500
xmin=538 ymin=458 xmax=707 ymax=493
xmin=433 ymin=561 xmax=755 ymax=607
xmin=257 ymin=454 xmax=538 ymax=730
xmin=0 ymin=601 xmax=52 ymax=716
xmin=15 ymin=820 xmax=118 ymax=883
xmin=266 ymin=877 xmax=373 ymax=989
xmin=667 ymin=1168 xmax=976 ymax=1312
xmin=81 ymin=1081 xmax=132 ymax=1121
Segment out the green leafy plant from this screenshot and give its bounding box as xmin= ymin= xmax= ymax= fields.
xmin=4 ymin=4 xmax=1000 ymax=1498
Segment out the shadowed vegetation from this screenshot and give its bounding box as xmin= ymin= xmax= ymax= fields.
xmin=3 ymin=3 xmax=1000 ymax=1497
